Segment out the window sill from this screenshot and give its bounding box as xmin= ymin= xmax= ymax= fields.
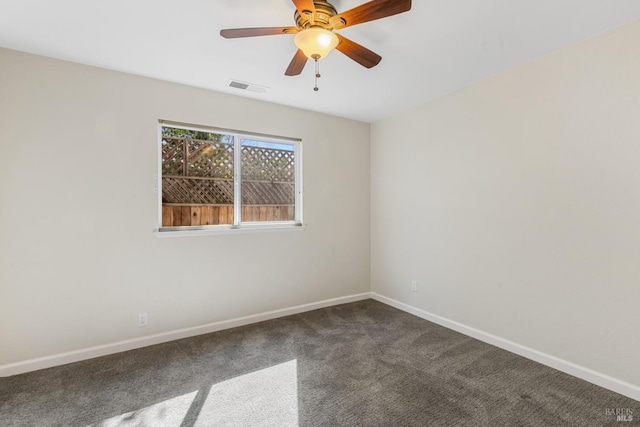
xmin=154 ymin=223 xmax=306 ymax=238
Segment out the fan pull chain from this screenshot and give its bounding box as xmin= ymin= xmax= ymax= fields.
xmin=313 ymin=54 xmax=321 ymax=91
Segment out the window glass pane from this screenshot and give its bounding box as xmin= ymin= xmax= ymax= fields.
xmin=241 ymin=139 xmax=295 ymax=222
xmin=161 ymin=127 xmax=234 ymax=226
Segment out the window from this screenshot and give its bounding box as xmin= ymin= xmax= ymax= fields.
xmin=158 ymin=121 xmax=302 ymax=233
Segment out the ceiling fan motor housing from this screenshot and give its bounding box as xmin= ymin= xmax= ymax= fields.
xmin=295 ymin=1 xmax=345 ymax=30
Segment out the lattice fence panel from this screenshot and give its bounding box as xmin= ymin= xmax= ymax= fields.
xmin=241 ymin=181 xmax=295 ymax=205
xmin=187 ymin=140 xmax=234 ymax=178
xmin=241 ymin=146 xmax=295 ymax=182
xmin=163 ymin=136 xmax=294 ymax=182
xmin=162 ymin=177 xmax=234 ymax=204
xmin=162 ymin=135 xmax=296 ymax=206
xmin=161 ymin=137 xmax=234 ymax=179
xmin=163 ymin=177 xmax=294 ymax=205
xmin=161 ymin=138 xmax=186 ymax=176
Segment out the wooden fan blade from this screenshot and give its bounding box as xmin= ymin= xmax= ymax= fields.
xmin=285 ymin=49 xmax=309 ymax=76
xmin=292 ymin=0 xmax=317 ymax=19
xmin=220 ymin=27 xmax=298 ymax=38
xmin=335 ymin=34 xmax=382 ymax=68
xmin=335 ymin=0 xmax=411 ymax=28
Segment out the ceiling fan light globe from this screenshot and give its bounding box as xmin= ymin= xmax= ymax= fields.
xmin=294 ymin=27 xmax=339 ymax=60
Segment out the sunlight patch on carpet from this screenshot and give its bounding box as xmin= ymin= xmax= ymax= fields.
xmin=92 ymin=360 xmax=298 ymax=426
xmin=93 ymin=391 xmax=198 ymax=426
xmin=195 ymin=359 xmax=298 ymax=426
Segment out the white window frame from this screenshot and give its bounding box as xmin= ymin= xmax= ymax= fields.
xmin=155 ymin=120 xmax=303 ymax=237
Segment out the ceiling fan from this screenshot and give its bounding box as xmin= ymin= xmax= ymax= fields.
xmin=220 ymin=0 xmax=412 ymax=89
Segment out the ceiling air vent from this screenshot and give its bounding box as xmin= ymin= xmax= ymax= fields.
xmin=227 ymin=79 xmax=268 ymax=94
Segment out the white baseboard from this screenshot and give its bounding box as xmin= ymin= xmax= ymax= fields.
xmin=4 ymin=291 xmax=639 ymax=403
xmin=371 ymin=292 xmax=640 ymax=402
xmin=0 ymin=292 xmax=371 ymax=377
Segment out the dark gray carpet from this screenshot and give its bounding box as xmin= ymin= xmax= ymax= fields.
xmin=0 ymin=299 xmax=637 ymax=426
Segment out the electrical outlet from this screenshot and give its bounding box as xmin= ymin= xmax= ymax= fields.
xmin=138 ymin=312 xmax=148 ymax=327
xmin=411 ymin=280 xmax=417 ymax=292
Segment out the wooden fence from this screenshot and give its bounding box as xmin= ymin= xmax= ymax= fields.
xmin=161 ymin=134 xmax=296 ymax=226
xmin=162 ymin=204 xmax=294 ymax=227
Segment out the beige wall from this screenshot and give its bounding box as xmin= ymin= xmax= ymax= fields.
xmin=2 ymin=17 xmax=639 ymax=390
xmin=0 ymin=48 xmax=370 ymax=365
xmin=371 ymin=20 xmax=640 ymax=386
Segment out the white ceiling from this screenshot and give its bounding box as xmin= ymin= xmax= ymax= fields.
xmin=2 ymin=0 xmax=640 ymax=122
